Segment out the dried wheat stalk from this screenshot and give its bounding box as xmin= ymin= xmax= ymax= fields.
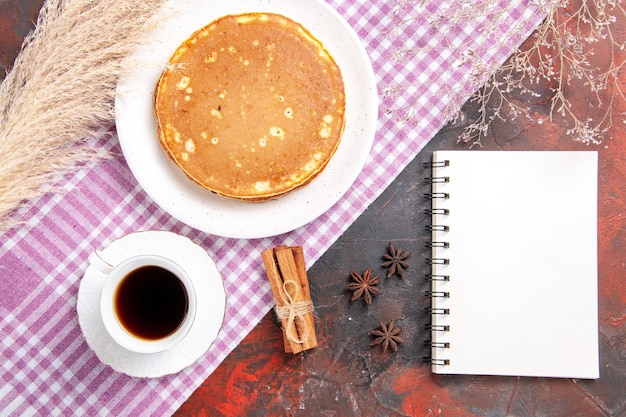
xmin=0 ymin=0 xmax=169 ymax=231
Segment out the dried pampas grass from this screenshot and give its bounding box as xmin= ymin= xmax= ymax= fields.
xmin=0 ymin=0 xmax=169 ymax=231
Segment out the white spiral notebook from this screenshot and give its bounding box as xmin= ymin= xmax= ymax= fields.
xmin=425 ymin=151 xmax=599 ymax=379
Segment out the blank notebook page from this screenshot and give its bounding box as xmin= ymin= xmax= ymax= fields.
xmin=429 ymin=151 xmax=599 ymax=379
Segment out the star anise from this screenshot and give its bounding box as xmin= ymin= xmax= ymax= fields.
xmin=382 ymin=242 xmax=411 ymax=279
xmin=370 ymin=320 xmax=405 ymax=353
xmin=346 ymin=267 xmax=382 ymax=305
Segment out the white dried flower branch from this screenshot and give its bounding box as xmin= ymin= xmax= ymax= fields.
xmin=386 ymin=0 xmax=625 ymax=147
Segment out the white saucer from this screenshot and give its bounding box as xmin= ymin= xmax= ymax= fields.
xmin=77 ymin=231 xmax=226 ymax=378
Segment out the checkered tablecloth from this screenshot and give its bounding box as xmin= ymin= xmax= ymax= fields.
xmin=0 ymin=0 xmax=546 ymax=415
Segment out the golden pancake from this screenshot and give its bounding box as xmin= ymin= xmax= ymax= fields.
xmin=155 ymin=13 xmax=346 ymax=201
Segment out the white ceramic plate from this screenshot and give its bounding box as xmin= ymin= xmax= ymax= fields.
xmin=115 ymin=0 xmax=378 ymax=239
xmin=77 ymin=231 xmax=226 ymax=378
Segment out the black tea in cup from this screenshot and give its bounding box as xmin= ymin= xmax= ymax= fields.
xmin=114 ymin=265 xmax=189 ymax=340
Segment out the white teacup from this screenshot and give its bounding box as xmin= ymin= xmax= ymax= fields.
xmin=88 ymin=251 xmax=197 ymax=354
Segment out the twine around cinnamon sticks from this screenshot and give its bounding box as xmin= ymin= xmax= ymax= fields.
xmin=261 ymin=246 xmax=317 ymax=353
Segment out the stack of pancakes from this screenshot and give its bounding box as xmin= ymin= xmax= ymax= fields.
xmin=155 ymin=13 xmax=346 ymax=202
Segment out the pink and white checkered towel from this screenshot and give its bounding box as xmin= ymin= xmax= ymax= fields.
xmin=0 ymin=0 xmax=546 ymax=415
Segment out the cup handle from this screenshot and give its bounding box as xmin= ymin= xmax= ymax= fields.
xmin=88 ymin=250 xmax=114 ymax=275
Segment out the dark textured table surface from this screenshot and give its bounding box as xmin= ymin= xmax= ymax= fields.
xmin=2 ymin=1 xmax=625 ymax=416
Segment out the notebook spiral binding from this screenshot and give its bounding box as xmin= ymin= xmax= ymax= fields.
xmin=426 ymin=307 xmax=450 ymax=315
xmin=425 ymin=290 xmax=449 ymax=298
xmin=425 ymin=274 xmax=449 ymax=281
xmin=422 ymin=160 xmax=450 ymax=168
xmin=422 ymin=358 xmax=451 ymax=366
xmin=425 ymin=341 xmax=450 ymax=348
xmin=423 ymin=158 xmax=451 ymax=367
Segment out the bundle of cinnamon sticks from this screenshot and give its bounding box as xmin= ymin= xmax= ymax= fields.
xmin=261 ymin=246 xmax=318 ymax=353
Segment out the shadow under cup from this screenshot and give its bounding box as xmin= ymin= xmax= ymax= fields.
xmin=99 ymin=255 xmax=197 ymax=354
